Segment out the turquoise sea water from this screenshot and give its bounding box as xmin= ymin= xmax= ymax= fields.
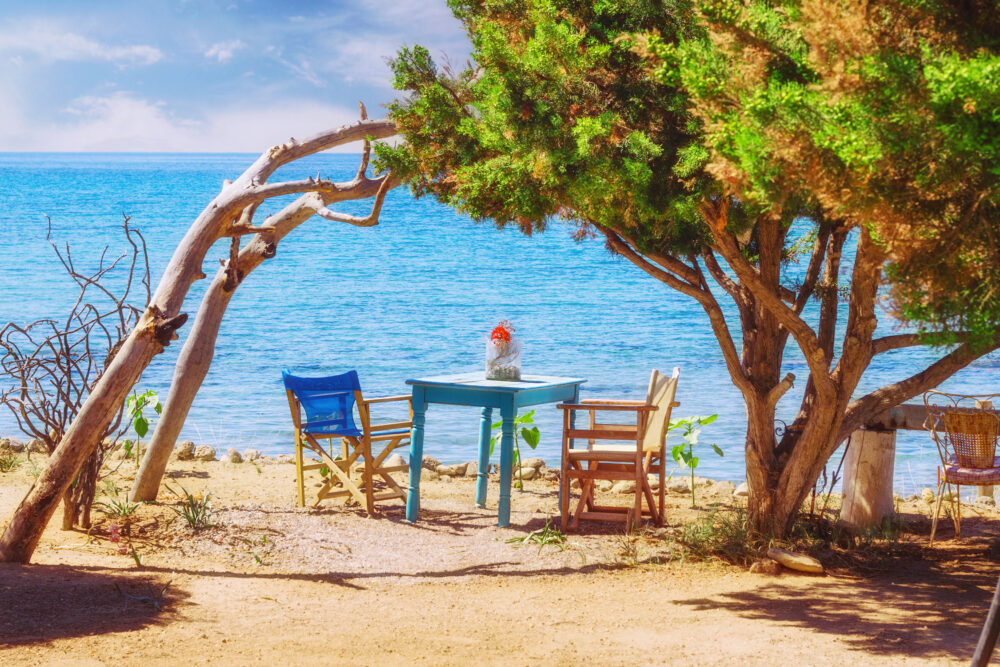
xmin=0 ymin=152 xmax=997 ymax=493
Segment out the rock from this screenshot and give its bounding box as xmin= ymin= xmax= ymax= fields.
xmin=733 ymin=482 xmax=750 ymax=498
xmin=437 ymin=462 xmax=469 ymax=477
xmin=571 ymin=479 xmax=581 ymax=489
xmin=422 ymin=455 xmax=442 ymax=471
xmin=193 ymin=445 xmax=217 ymax=461
xmin=422 ymin=468 xmax=440 ymax=481
xmin=0 ymin=437 xmax=9 ymax=451
xmin=710 ymin=481 xmax=737 ymax=497
xmin=922 ymin=488 xmax=936 ymax=504
xmin=521 ymin=457 xmax=545 ymax=470
xmin=597 ymin=480 xmax=614 ymax=493
xmin=174 ymin=440 xmax=195 ymax=461
xmin=906 ymin=494 xmax=920 ymax=502
xmin=385 ymin=453 xmax=408 ymax=470
xmin=517 ymin=466 xmax=537 ymax=481
xmin=276 ymin=454 xmax=295 ymax=464
xmin=750 ymin=558 xmax=782 ymax=575
xmin=27 ymin=438 xmax=47 ymax=454
xmin=767 ymin=547 xmax=824 ymax=574
xmin=243 ymin=448 xmax=262 ymax=462
xmin=544 ymin=469 xmax=560 ymax=482
xmin=225 ymin=448 xmax=243 ymax=464
xmin=974 ymin=496 xmax=996 ymax=507
xmin=646 ymin=474 xmax=661 ymax=491
xmin=667 ymin=479 xmax=690 ymax=494
xmin=2 ymin=437 xmax=25 ymax=453
xmin=259 ymin=455 xmax=276 ymax=464
xmin=611 ymin=480 xmax=636 ymax=494
xmin=465 ymin=462 xmax=479 ymax=477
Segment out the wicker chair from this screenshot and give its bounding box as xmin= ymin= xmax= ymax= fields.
xmin=924 ymin=390 xmax=1000 ymax=545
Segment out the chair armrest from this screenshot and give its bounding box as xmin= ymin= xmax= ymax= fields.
xmin=362 ymin=394 xmax=412 ymax=405
xmin=579 ymin=399 xmax=648 ymax=406
xmin=557 ymin=403 xmax=657 ymax=412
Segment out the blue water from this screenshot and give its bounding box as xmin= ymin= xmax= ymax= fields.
xmin=0 ymin=153 xmax=997 ymax=494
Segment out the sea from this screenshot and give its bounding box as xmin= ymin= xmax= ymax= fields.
xmin=1 ymin=152 xmax=997 ymax=496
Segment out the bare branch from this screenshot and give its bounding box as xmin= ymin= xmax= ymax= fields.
xmin=870 ymin=334 xmax=921 ymax=356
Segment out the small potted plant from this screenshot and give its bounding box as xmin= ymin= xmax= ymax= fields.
xmin=486 ymin=320 xmax=521 ymax=381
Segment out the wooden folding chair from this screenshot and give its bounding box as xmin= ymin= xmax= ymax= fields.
xmin=558 ymin=368 xmax=680 ymax=531
xmin=282 ymin=370 xmax=410 ymax=514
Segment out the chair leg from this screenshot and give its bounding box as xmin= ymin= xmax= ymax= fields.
xmin=560 ymin=467 xmax=570 ymax=532
xmin=930 ymin=478 xmax=945 ymax=545
xmin=294 ymin=430 xmax=305 ymax=508
xmin=953 ymin=484 xmax=962 ymax=538
xmin=363 ymin=437 xmax=375 ymax=516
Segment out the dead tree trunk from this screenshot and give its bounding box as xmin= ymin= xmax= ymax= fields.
xmin=131 ymin=127 xmax=395 ymax=501
xmin=0 ymin=115 xmax=396 ymax=563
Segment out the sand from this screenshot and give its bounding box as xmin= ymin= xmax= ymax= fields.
xmin=2 ymin=455 xmax=999 ymax=665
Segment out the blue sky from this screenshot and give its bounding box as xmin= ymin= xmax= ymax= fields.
xmin=0 ymin=1 xmax=471 ymax=151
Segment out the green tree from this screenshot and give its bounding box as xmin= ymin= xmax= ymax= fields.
xmin=378 ymin=0 xmax=1000 ymax=536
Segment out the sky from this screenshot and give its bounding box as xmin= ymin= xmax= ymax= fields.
xmin=0 ymin=0 xmax=472 ymax=152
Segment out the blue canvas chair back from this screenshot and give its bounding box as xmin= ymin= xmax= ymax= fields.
xmin=282 ymin=370 xmax=363 ymax=438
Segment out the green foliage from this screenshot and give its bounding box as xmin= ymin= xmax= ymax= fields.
xmin=505 ymin=519 xmax=568 ymax=553
xmin=124 ymin=389 xmax=162 ymax=464
xmin=489 ymin=410 xmax=541 ymax=489
xmin=93 ymin=491 xmax=143 ymax=519
xmin=166 ymin=485 xmax=214 ymax=531
xmin=0 ymin=450 xmax=20 ymax=473
xmin=668 ymin=414 xmax=721 ymax=507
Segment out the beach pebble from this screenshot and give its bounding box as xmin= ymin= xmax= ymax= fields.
xmin=710 ymin=481 xmax=736 ymax=497
xmin=749 ymin=558 xmax=782 ymax=575
xmin=437 ymin=462 xmax=468 ymax=477
xmin=517 ymin=466 xmax=537 ymax=481
xmin=243 ymin=448 xmax=261 ymax=462
xmin=521 ymin=457 xmax=545 ymax=470
xmin=611 ymin=480 xmax=635 ymax=495
xmin=384 ymin=454 xmax=408 ymax=470
xmin=733 ymin=482 xmax=750 ymax=498
xmin=276 ymin=454 xmax=295 ymax=464
xmin=225 ymin=448 xmax=243 ymax=464
xmin=174 ymin=441 xmax=195 ymax=461
xmin=767 ymin=547 xmax=823 ymax=574
xmin=193 ymin=445 xmax=217 ymax=461
xmin=421 ymin=455 xmax=441 ymax=471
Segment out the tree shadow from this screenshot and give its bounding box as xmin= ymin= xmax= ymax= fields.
xmin=674 ymin=538 xmax=998 ymax=660
xmin=164 ymin=469 xmax=210 ymax=479
xmin=0 ymin=563 xmax=188 ymax=647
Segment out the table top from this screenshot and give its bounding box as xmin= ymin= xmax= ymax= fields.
xmin=406 ymin=372 xmax=585 ymax=393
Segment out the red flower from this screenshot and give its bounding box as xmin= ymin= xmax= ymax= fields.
xmin=490 ymin=320 xmax=515 ymax=344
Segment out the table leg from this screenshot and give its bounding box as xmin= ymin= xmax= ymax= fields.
xmin=497 ymin=401 xmax=515 ymax=527
xmin=405 ymin=388 xmax=426 ymax=524
xmin=476 ymin=406 xmax=493 ymax=508
xmin=560 ymin=384 xmax=581 ymax=510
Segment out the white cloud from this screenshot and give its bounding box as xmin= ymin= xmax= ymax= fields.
xmin=0 ymin=21 xmax=162 ymax=65
xmin=204 ymin=40 xmax=245 ymax=63
xmin=0 ymin=92 xmax=377 ymax=153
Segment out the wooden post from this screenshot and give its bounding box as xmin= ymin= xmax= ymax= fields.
xmin=841 ymin=427 xmax=896 ymax=528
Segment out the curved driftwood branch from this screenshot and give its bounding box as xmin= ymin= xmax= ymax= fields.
xmin=0 ymin=114 xmax=397 ymax=561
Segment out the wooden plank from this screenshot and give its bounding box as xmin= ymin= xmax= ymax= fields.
xmin=564 ymin=448 xmax=637 ymax=461
xmin=369 ymin=421 xmax=412 ymax=432
xmin=363 ymin=395 xmax=411 ymax=404
xmin=558 ymin=403 xmax=655 ymax=412
xmin=566 ymin=428 xmax=639 ymax=441
xmin=579 ymin=511 xmax=629 ymax=523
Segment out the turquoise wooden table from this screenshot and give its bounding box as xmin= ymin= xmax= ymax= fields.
xmin=405 ymin=373 xmax=586 ymax=527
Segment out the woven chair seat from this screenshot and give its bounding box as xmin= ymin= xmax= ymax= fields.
xmin=943 ymin=455 xmax=1000 ymax=485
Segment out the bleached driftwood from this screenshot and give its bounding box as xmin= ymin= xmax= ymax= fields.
xmin=0 ymin=112 xmax=397 ymax=562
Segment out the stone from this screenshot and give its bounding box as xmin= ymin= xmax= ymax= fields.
xmin=259 ymin=455 xmax=276 ymax=464
xmin=921 ymin=487 xmax=936 ymax=505
xmin=709 ymin=481 xmax=737 ymax=497
xmin=242 ymin=448 xmax=262 ymax=462
xmin=571 ymin=479 xmax=581 ymax=489
xmin=385 ymin=453 xmax=408 ymax=470
xmin=906 ymin=494 xmax=920 ymax=502
xmin=646 ymin=474 xmax=661 ymax=491
xmin=276 ymin=454 xmax=295 ymax=464
xmin=667 ymin=479 xmax=690 ymax=494
xmin=611 ymin=480 xmax=636 ymax=494
xmin=521 ymin=457 xmax=545 ymax=470
xmin=27 ymin=438 xmax=47 ymax=454
xmin=749 ymin=558 xmax=782 ymax=575
xmin=517 ymin=466 xmax=537 ymax=481
xmin=544 ymin=469 xmax=560 ymax=482
xmin=436 ymin=462 xmax=469 ymax=477
xmin=0 ymin=437 xmax=9 ymax=451
xmin=974 ymin=496 xmax=996 ymax=507
xmin=464 ymin=462 xmax=479 ymax=477
xmin=421 ymin=455 xmax=442 ymax=471
xmin=8 ymin=437 xmax=25 ymax=452
xmin=174 ymin=440 xmax=195 ymax=461
xmin=597 ymin=480 xmax=614 ymax=493
xmin=193 ymin=445 xmax=217 ymax=461
xmin=225 ymin=448 xmax=243 ymax=464
xmin=767 ymin=547 xmax=824 ymax=574
xmin=422 ymin=468 xmax=440 ymax=481
xmin=733 ymin=482 xmax=750 ymax=498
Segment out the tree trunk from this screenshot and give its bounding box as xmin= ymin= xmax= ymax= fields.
xmin=0 ymin=118 xmax=396 ymax=563
xmin=840 ymin=427 xmax=896 ymax=528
